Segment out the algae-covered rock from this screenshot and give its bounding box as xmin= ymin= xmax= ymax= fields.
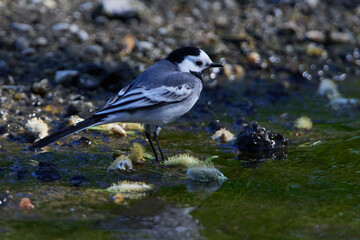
xmin=186 ymin=167 xmax=227 ymax=182
xmin=235 ymin=121 xmax=288 ymax=160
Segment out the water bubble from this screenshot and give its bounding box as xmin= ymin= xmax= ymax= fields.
xmin=323 ymin=65 xmax=329 ymax=71
xmin=318 ymin=70 xmax=324 ymax=76
xmin=310 ymin=64 xmax=316 ymax=70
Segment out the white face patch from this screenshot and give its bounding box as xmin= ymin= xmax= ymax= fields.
xmin=177 ymin=50 xmax=213 ymax=73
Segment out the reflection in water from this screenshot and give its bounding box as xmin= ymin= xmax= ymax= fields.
xmin=100 ymin=198 xmax=203 ymax=240
xmin=186 ymin=179 xmax=224 ymax=193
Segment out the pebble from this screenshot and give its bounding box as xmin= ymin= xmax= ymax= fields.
xmin=247 ymin=52 xmax=261 ymax=64
xmin=85 ymin=45 xmax=103 ymax=57
xmin=35 ymin=161 xmax=60 ymax=182
xmin=10 ymin=22 xmax=34 ymax=33
xmin=0 ymin=60 xmax=9 ymax=77
xmin=137 ymin=41 xmax=154 ymax=51
xmin=75 ymin=30 xmax=89 ymax=42
xmin=14 ymin=37 xmax=30 ymax=51
xmin=54 ymin=70 xmax=79 ymax=84
xmin=69 ymin=174 xmax=88 ymax=187
xmin=78 ymin=73 xmax=101 ymax=90
xmin=51 ymin=22 xmax=70 ymax=32
xmin=35 ymin=37 xmax=48 ymax=46
xmin=21 ymin=48 xmax=36 ymax=56
xmin=305 ymin=30 xmax=325 ymax=43
xmin=100 ymin=0 xmax=145 ymax=20
xmin=31 ymin=78 xmax=50 ymax=96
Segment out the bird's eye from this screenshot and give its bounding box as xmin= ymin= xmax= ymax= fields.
xmin=195 ymin=61 xmax=202 ymax=66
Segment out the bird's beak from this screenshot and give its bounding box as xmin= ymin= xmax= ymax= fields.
xmin=209 ymin=62 xmax=223 ymax=68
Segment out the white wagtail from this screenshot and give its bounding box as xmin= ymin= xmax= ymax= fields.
xmin=31 ymin=47 xmax=223 ymax=161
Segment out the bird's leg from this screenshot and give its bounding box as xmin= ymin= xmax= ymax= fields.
xmin=153 ymin=125 xmax=164 ymax=161
xmin=145 ymin=124 xmax=158 ymax=161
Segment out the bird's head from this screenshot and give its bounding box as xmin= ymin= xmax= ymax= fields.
xmin=168 ymin=47 xmax=223 ymax=75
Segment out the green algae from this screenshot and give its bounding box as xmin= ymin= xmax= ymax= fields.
xmin=1 ymin=81 xmax=360 ymax=240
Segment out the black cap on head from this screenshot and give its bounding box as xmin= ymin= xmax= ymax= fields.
xmin=168 ymin=47 xmax=201 ymax=63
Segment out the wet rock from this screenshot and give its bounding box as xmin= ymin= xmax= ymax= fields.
xmin=31 ymin=78 xmax=51 ymax=96
xmin=305 ymin=30 xmax=326 ymax=43
xmin=0 ymin=191 xmax=10 ymax=207
xmin=70 ymin=136 xmax=92 ymax=147
xmin=21 ymin=48 xmax=36 ymax=56
xmin=187 ymin=167 xmax=227 ymax=182
xmin=93 ymin=0 xmax=145 ymax=21
xmin=235 ymin=121 xmax=288 ymax=160
xmin=51 ymin=22 xmax=70 ymax=32
xmin=78 ymin=73 xmax=101 ymax=90
xmin=329 ymin=31 xmax=352 ymax=44
xmin=84 ymin=45 xmax=103 ymax=57
xmin=54 ymin=70 xmax=79 ymax=85
xmin=35 ymin=161 xmax=60 ymax=182
xmin=10 ymin=22 xmax=34 ymax=33
xmin=75 ymin=30 xmax=89 ymax=42
xmin=206 ymin=121 xmax=222 ymax=134
xmin=247 ymin=52 xmax=261 ymax=64
xmin=14 ymin=37 xmax=30 ymax=51
xmin=66 ymin=101 xmax=95 ymax=117
xmin=77 ymin=62 xmax=106 ymax=75
xmin=102 ymin=63 xmax=135 ymax=91
xmin=16 ymin=167 xmax=28 ymax=180
xmin=69 ymin=174 xmax=88 ymax=187
xmin=0 ymin=60 xmax=9 ymax=77
xmin=330 ymin=97 xmax=359 ymax=110
xmin=35 ymin=37 xmax=48 ymax=46
xmin=306 ymin=43 xmax=327 ymax=58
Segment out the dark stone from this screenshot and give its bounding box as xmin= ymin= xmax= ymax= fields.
xmin=0 ymin=61 xmax=10 ymax=77
xmin=0 ymin=191 xmax=10 ymax=207
xmin=0 ymin=124 xmax=6 ymax=135
xmin=235 ymin=121 xmax=288 ymax=160
xmin=206 ymin=121 xmax=222 ymax=134
xmin=101 ymin=63 xmax=135 ymax=91
xmin=66 ymin=103 xmax=81 ymax=116
xmin=14 ymin=37 xmax=30 ymax=51
xmin=78 ymin=73 xmax=102 ymax=90
xmin=70 ymin=137 xmax=92 ymax=147
xmin=16 ymin=167 xmax=28 ymax=180
xmin=35 ymin=161 xmax=60 ymax=182
xmin=69 ymin=174 xmax=88 ymax=187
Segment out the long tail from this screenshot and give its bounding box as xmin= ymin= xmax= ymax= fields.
xmin=30 ymin=115 xmax=104 ymax=150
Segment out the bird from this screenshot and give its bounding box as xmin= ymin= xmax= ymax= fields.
xmin=30 ymin=47 xmax=223 ymax=161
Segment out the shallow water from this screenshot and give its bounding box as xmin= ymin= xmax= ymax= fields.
xmin=1 ymin=79 xmax=359 ymax=240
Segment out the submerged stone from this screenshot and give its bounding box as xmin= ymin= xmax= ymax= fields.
xmin=35 ymin=161 xmax=60 ymax=182
xmin=69 ymin=174 xmax=88 ymax=187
